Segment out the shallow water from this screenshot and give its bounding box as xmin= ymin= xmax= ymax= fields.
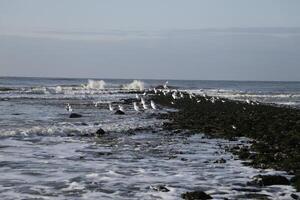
xmin=0 ymin=133 xmax=296 ymax=199
xmin=0 ymin=77 xmax=299 ymax=199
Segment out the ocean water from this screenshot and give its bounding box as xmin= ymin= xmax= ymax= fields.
xmin=0 ymin=77 xmax=299 ymax=199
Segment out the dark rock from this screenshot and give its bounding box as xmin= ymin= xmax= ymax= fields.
xmin=114 ymin=110 xmax=125 ymax=115
xmin=150 ymin=185 xmax=170 ymax=192
xmin=0 ymin=87 xmax=14 ymax=91
xmin=95 ymin=128 xmax=106 ymax=137
xmin=214 ymin=158 xmax=226 ymax=164
xmin=291 ymin=193 xmax=300 ymax=200
xmin=69 ymin=113 xmax=82 ymax=118
xmin=181 ymin=191 xmax=212 ymax=200
xmin=249 ymin=175 xmax=290 ymax=186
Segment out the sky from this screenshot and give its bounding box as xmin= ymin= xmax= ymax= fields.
xmin=0 ymin=0 xmax=300 ymax=81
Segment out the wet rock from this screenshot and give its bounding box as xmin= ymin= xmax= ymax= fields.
xmin=249 ymin=175 xmax=290 ymax=186
xmin=114 ymin=110 xmax=125 ymax=115
xmin=95 ymin=128 xmax=106 ymax=137
xmin=291 ymin=193 xmax=300 ymax=200
xmin=214 ymin=158 xmax=226 ymax=164
xmin=69 ymin=113 xmax=82 ymax=118
xmin=181 ymin=191 xmax=212 ymax=200
xmin=291 ymin=175 xmax=300 ymax=192
xmin=0 ymin=87 xmax=14 ymax=91
xmin=150 ymin=185 xmax=170 ymax=192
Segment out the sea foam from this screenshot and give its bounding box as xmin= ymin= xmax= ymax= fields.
xmin=123 ymin=80 xmax=144 ymax=91
xmin=85 ymin=80 xmax=106 ymax=90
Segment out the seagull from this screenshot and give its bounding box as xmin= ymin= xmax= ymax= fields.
xmin=153 ymin=88 xmax=157 ymax=94
xmin=118 ymin=105 xmax=124 ymax=112
xmin=135 ymin=94 xmax=140 ymax=100
xmin=171 ymin=101 xmax=174 ymax=105
xmin=232 ymin=125 xmax=237 ymax=130
xmin=140 ymin=97 xmax=146 ymax=105
xmin=150 ymin=100 xmax=157 ymax=110
xmin=133 ymin=102 xmax=140 ymax=112
xmin=211 ymin=97 xmax=216 ymax=104
xmin=197 ymin=100 xmax=201 ymax=103
xmin=108 ymin=103 xmax=114 ymax=111
xmin=180 ymin=92 xmax=184 ymax=98
xmin=94 ymin=101 xmax=101 ymax=108
xmin=246 ymin=99 xmax=251 ymax=104
xmin=163 ymin=81 xmax=168 ymax=89
xmin=142 ymin=101 xmax=148 ymax=110
xmin=66 ymin=103 xmax=72 ymax=112
xmin=172 ymin=92 xmax=177 ymax=100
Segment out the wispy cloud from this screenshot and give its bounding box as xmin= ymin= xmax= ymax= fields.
xmin=1 ymin=27 xmax=300 ymax=41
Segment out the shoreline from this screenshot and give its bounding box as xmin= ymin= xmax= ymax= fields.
xmin=151 ymin=91 xmax=300 ymax=192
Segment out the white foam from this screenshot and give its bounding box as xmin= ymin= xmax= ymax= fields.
xmin=123 ymin=80 xmax=145 ymax=91
xmin=84 ymin=80 xmax=106 ymax=90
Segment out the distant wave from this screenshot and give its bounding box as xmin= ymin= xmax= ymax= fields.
xmin=84 ymin=79 xmax=106 ymax=90
xmin=122 ymin=80 xmax=144 ymax=91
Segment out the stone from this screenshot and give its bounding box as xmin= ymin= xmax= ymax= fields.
xmin=115 ymin=110 xmax=125 ymax=115
xmin=69 ymin=113 xmax=82 ymax=118
xmin=250 ymin=175 xmax=290 ymax=186
xmin=181 ymin=191 xmax=212 ymax=200
xmin=150 ymin=185 xmax=170 ymax=192
xmin=95 ymin=128 xmax=106 ymax=137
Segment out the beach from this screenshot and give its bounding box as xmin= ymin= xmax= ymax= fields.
xmin=0 ymin=77 xmax=300 ymax=199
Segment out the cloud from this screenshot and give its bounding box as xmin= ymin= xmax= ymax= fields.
xmin=1 ymin=27 xmax=300 ymax=41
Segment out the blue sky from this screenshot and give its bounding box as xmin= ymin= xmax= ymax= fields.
xmin=1 ymin=0 xmax=300 ymax=81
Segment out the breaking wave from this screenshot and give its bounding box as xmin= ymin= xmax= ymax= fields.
xmin=122 ymin=80 xmax=145 ymax=91
xmin=84 ymin=80 xmax=106 ymax=90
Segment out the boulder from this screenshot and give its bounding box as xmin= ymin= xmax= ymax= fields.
xmin=115 ymin=110 xmax=125 ymax=115
xmin=69 ymin=113 xmax=82 ymax=118
xmin=95 ymin=128 xmax=106 ymax=137
xmin=181 ymin=191 xmax=212 ymax=200
xmin=249 ymin=175 xmax=290 ymax=186
xmin=214 ymin=158 xmax=226 ymax=164
xmin=150 ymin=185 xmax=170 ymax=192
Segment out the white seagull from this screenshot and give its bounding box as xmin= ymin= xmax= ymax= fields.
xmin=142 ymin=101 xmax=148 ymax=110
xmin=108 ymin=103 xmax=114 ymax=111
xmin=150 ymin=100 xmax=157 ymax=110
xmin=172 ymin=92 xmax=177 ymax=100
xmin=180 ymin=92 xmax=184 ymax=98
xmin=133 ymin=102 xmax=140 ymax=112
xmin=140 ymin=97 xmax=146 ymax=105
xmin=118 ymin=105 xmax=124 ymax=112
xmin=66 ymin=103 xmax=73 ymax=112
xmin=163 ymin=81 xmax=168 ymax=89
xmin=135 ymin=94 xmax=140 ymax=100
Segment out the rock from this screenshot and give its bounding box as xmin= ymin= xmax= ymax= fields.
xmin=150 ymin=185 xmax=170 ymax=192
xmin=95 ymin=128 xmax=106 ymax=137
xmin=69 ymin=113 xmax=82 ymax=118
xmin=114 ymin=110 xmax=125 ymax=115
xmin=181 ymin=191 xmax=212 ymax=200
xmin=214 ymin=158 xmax=226 ymax=164
xmin=249 ymin=175 xmax=290 ymax=186
xmin=291 ymin=193 xmax=300 ymax=200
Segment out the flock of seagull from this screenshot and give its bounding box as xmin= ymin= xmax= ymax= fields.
xmin=65 ymin=81 xmax=258 ymax=116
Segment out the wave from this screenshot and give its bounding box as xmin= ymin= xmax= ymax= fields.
xmin=84 ymin=80 xmax=106 ymax=90
xmin=122 ymin=80 xmax=145 ymax=91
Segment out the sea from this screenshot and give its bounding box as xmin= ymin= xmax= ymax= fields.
xmin=0 ymin=77 xmax=299 ymax=199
